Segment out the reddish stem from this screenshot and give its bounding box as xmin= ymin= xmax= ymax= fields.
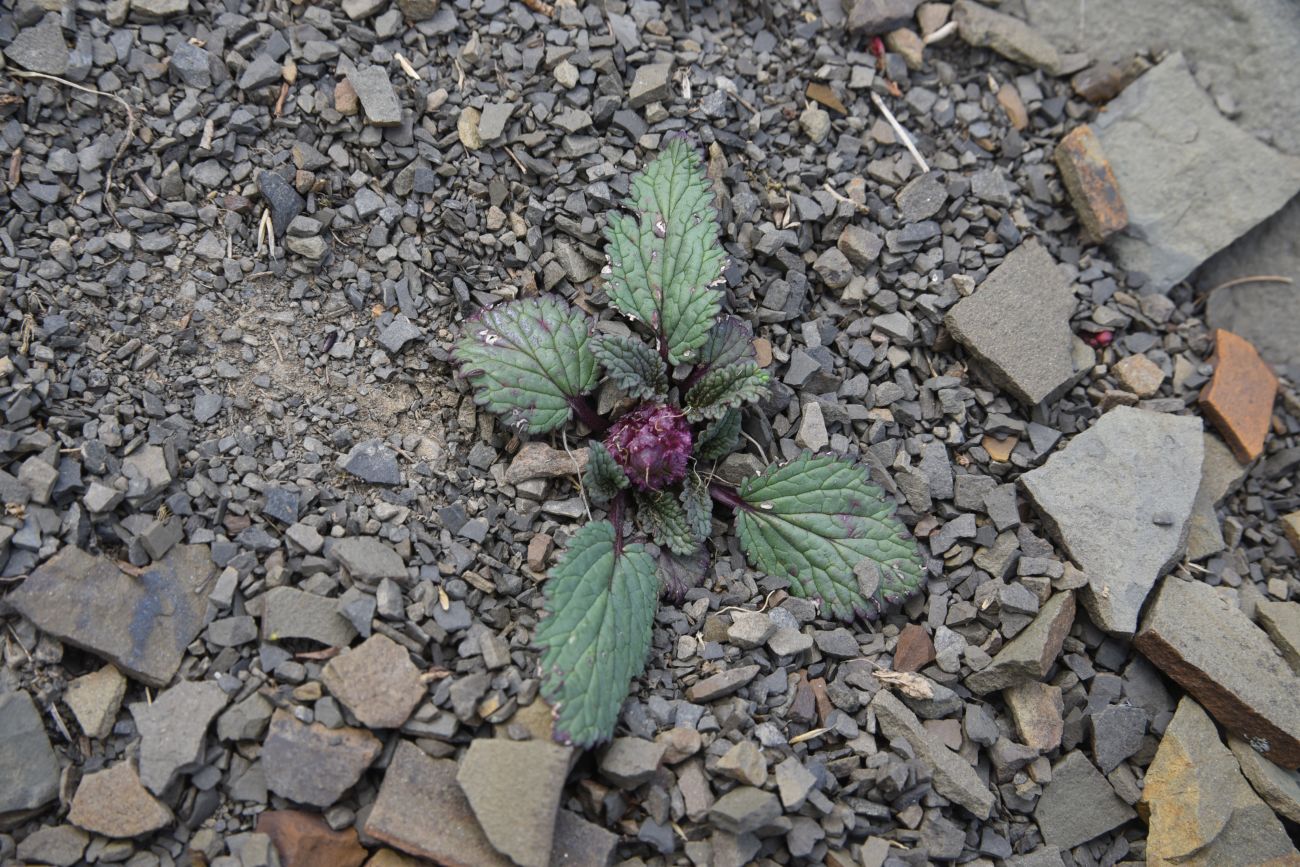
xmin=610 ymin=490 xmax=627 ymax=553
xmin=568 ymin=395 xmax=608 ymax=433
xmin=708 ymin=482 xmax=753 ymax=513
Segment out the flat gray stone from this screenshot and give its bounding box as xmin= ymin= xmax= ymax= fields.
xmin=477 ymin=102 xmax=515 ymax=141
xmin=1186 ymin=433 xmax=1249 ymax=560
xmin=1135 ymin=576 xmax=1300 ymax=769
xmin=1144 ymin=697 xmax=1299 ymax=865
xmin=844 ymin=0 xmax=921 ymax=34
xmin=708 ymin=786 xmax=781 ymax=834
xmin=870 ymin=690 xmax=994 ymax=818
xmin=1256 ymin=600 xmax=1300 ymax=675
xmin=1020 ymin=407 xmax=1203 ymax=636
xmin=15 ymin=825 xmax=89 ymax=866
xmin=321 ymin=634 xmax=425 ymax=729
xmin=1091 ymin=53 xmax=1300 ymax=293
xmin=944 ymin=240 xmax=1078 ymax=405
xmin=895 ymin=172 xmax=948 ymax=223
xmin=329 ymin=536 xmax=406 ymax=582
xmin=1024 ymin=0 xmax=1300 ymax=157
xmin=260 ymin=586 xmax=358 ymax=647
xmin=628 ymin=63 xmax=672 ymax=108
xmin=1202 ymin=195 xmax=1300 ymax=372
xmin=1090 ymin=705 xmax=1147 ymax=774
xmin=340 ymin=437 xmax=400 ymax=485
xmin=599 ymin=737 xmax=665 ymax=788
xmin=1035 ymin=751 xmax=1135 ymax=849
xmin=966 ymin=591 xmax=1075 ymax=694
xmin=348 ymin=66 xmax=402 ymax=126
xmin=378 ymin=314 xmax=422 ymax=354
xmin=1228 ymin=733 xmax=1300 ymax=825
xmin=261 ymin=709 xmax=380 ymax=807
xmin=0 ymin=691 xmax=61 ymax=817
xmin=954 ymin=0 xmax=1061 ymax=72
xmin=9 ymin=545 xmax=214 ymax=687
xmin=4 ymin=15 xmax=68 ymax=75
xmin=685 ymin=664 xmax=760 ymax=702
xmin=129 ymin=0 xmax=188 ymax=13
xmin=457 ymin=739 xmax=572 ymax=867
xmin=131 ymin=680 xmax=228 ymax=795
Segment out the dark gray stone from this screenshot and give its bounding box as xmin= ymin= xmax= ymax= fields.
xmin=4 ymin=15 xmax=69 ymax=75
xmin=1090 ymin=705 xmax=1147 ymax=773
xmin=845 ymin=0 xmax=921 ymax=34
xmin=329 ymin=537 xmax=406 ymax=582
xmin=131 ymin=680 xmax=228 ymax=794
xmin=1034 ymin=751 xmax=1136 ymax=849
xmin=341 ymin=438 xmax=401 ymax=485
xmin=0 ymin=691 xmax=61 ymax=817
xmin=256 ymin=171 xmax=304 ymax=238
xmin=349 ymin=66 xmax=403 ymax=126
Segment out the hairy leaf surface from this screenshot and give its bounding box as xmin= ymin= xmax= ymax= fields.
xmin=584 ymin=441 xmax=628 ymax=505
xmin=453 ymin=297 xmax=598 ymax=433
xmin=535 ymin=521 xmax=659 ymax=747
xmin=680 ymin=474 xmax=713 ymax=541
xmin=635 ymin=490 xmax=698 ymax=555
xmin=694 ymin=316 xmax=756 ymax=372
xmin=695 ymin=408 xmax=742 ymax=460
xmin=735 ymin=453 xmax=924 ymax=620
xmin=591 ymin=334 xmax=668 ymax=401
xmin=684 ymin=362 xmax=770 ymax=421
xmin=604 ymin=137 xmax=725 ymax=365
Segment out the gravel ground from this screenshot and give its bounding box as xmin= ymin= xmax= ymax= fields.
xmin=1 ymin=0 xmax=1299 ymax=865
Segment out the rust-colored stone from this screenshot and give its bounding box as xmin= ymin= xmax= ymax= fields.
xmin=893 ymin=624 xmax=936 ymax=673
xmin=996 ymin=83 xmax=1028 ymax=131
xmin=805 ymin=82 xmax=847 ymax=116
xmin=257 ymin=810 xmax=367 ymax=867
xmin=1054 ymin=125 xmax=1129 ymax=243
xmin=1070 ymin=56 xmax=1151 ymax=103
xmin=334 ymin=79 xmax=358 ymax=116
xmin=1199 ymin=329 xmax=1278 ymax=463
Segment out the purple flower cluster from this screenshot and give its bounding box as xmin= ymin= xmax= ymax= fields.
xmin=605 ymin=403 xmax=692 ymax=491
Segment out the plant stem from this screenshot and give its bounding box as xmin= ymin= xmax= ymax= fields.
xmin=708 ymin=481 xmax=752 ymax=513
xmin=681 ymin=362 xmax=709 ymax=394
xmin=568 ymin=395 xmax=608 ymax=433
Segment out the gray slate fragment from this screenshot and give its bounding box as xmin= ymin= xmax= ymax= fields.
xmin=1020 ymin=407 xmax=1202 ymax=636
xmin=378 ymin=315 xmax=422 ymax=354
xmin=340 ymin=437 xmax=401 ymax=485
xmin=0 ymin=691 xmax=61 ymax=816
xmin=131 ymin=680 xmax=228 ymax=795
xmin=954 ymin=0 xmax=1061 ymax=72
xmin=4 ymin=15 xmax=68 ymax=75
xmin=1256 ymin=600 xmax=1300 ymax=675
xmin=966 ymin=591 xmax=1075 ymax=694
xmin=1228 ymin=734 xmax=1300 ymax=825
xmin=844 ymin=0 xmax=921 ymax=34
xmin=261 ymin=586 xmax=358 ymax=647
xmin=457 ymin=739 xmax=571 ymax=867
xmin=1093 ymin=53 xmax=1300 ymax=293
xmin=628 ymin=63 xmax=672 ymax=108
xmin=349 ymin=66 xmax=403 ymax=126
xmin=709 ymin=787 xmax=781 ymax=834
xmin=870 ymin=690 xmax=994 ymax=818
xmin=255 ymin=171 xmax=304 ymax=238
xmin=261 ymin=709 xmax=381 ymax=807
xmin=478 ymin=102 xmax=515 ymax=141
xmin=130 ymin=0 xmax=188 ymax=13
xmin=1090 ymin=705 xmax=1147 ymax=774
xmin=8 ymin=545 xmax=214 ymax=687
xmin=1186 ymin=433 xmax=1248 ymax=560
xmin=944 ymin=241 xmax=1078 ymax=405
xmin=329 ymin=536 xmax=406 ymax=581
xmin=599 ymin=738 xmax=665 ymax=788
xmin=238 ymin=54 xmax=281 ymax=90
xmin=15 ymin=825 xmax=89 ymax=866
xmin=686 ymin=664 xmax=760 ymax=702
xmin=1135 ymin=576 xmax=1300 ymax=769
xmin=1034 ymin=751 xmax=1135 ymax=849
xmin=895 ymin=172 xmax=948 ymax=223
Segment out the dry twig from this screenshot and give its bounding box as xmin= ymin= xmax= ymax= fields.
xmin=870 ymin=91 xmax=930 ymax=174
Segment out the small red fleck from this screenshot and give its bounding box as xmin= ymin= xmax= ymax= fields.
xmin=869 ymin=36 xmax=885 ymax=59
xmin=1086 ymin=330 xmax=1114 ymax=349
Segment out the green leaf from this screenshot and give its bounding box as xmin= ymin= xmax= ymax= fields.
xmin=604 ymin=138 xmax=726 ymax=366
xmin=591 ymin=335 xmax=668 ymax=401
xmin=535 ymin=521 xmax=660 ymax=747
xmin=657 ymin=547 xmax=708 ymax=604
xmin=584 ymin=441 xmax=628 ymax=505
xmin=680 ymin=474 xmax=713 ymax=541
xmin=695 ymin=408 xmax=742 ymax=460
xmin=683 ymin=362 xmax=770 ymax=421
xmin=694 ymin=316 xmax=755 ymax=371
xmin=453 ymin=297 xmax=599 ymax=434
xmin=734 ymin=453 xmax=924 ymax=620
xmin=635 ymin=490 xmax=698 ymax=555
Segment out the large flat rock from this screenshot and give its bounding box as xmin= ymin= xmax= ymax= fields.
xmin=0 ymin=691 xmax=61 ymax=818
xmin=1135 ymin=577 xmax=1300 ymax=769
xmin=9 ymin=545 xmax=215 ymax=687
xmin=457 ymin=739 xmax=572 ymax=867
xmin=944 ymin=240 xmax=1079 ymax=406
xmin=1024 ymin=0 xmax=1300 ymax=157
xmin=1143 ymin=697 xmax=1300 ymax=866
xmin=1034 ymin=751 xmax=1135 ymax=850
xmin=1020 ymin=407 xmax=1202 ymax=636
xmin=1090 ymin=53 xmax=1300 ymax=293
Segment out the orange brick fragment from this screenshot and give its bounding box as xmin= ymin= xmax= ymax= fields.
xmin=1199 ymin=329 xmax=1278 ymax=463
xmin=1054 ymin=125 xmax=1128 ymax=244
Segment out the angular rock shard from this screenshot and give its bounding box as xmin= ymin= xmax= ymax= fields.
xmin=1035 ymin=751 xmax=1135 ymax=850
xmin=0 ymin=691 xmax=61 ymax=818
xmin=944 ymin=240 xmax=1078 ymax=406
xmin=1136 ymin=576 xmax=1300 ymax=769
xmin=966 ymin=591 xmax=1075 ymax=694
xmin=1093 ymin=53 xmax=1300 ymax=293
xmin=1144 ymin=697 xmax=1300 ymax=866
xmin=456 ymin=739 xmax=571 ymax=867
xmin=1020 ymin=407 xmax=1202 ymax=636
xmin=1199 ymin=329 xmax=1279 ymax=463
xmin=9 ymin=545 xmax=215 ymax=687
xmin=1054 ymin=124 xmax=1128 ymax=243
